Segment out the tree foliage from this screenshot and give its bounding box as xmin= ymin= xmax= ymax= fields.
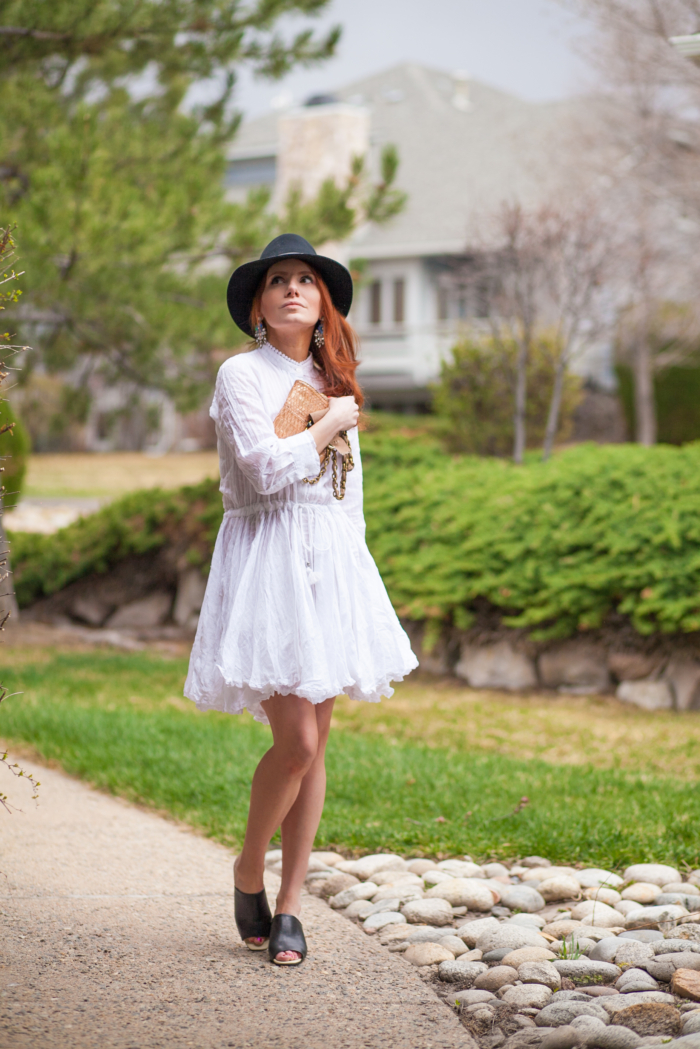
xmin=0 ymin=1 xmax=405 ymax=411
xmin=10 ymin=438 xmax=700 ymax=642
xmin=432 ymin=335 xmax=582 ymax=457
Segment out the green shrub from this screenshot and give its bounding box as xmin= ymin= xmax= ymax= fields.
xmin=616 ymin=363 xmax=700 ymax=445
xmin=0 ymin=399 xmax=31 ymax=503
xmin=10 ymin=439 xmax=700 ymax=641
xmin=432 ymin=335 xmax=582 ymax=456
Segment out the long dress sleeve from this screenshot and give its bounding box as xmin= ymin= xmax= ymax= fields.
xmin=339 ymin=426 xmax=366 ymax=537
xmin=211 ymin=361 xmax=321 ymax=496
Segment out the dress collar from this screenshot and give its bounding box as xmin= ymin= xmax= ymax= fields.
xmin=259 ymin=341 xmax=314 ymax=373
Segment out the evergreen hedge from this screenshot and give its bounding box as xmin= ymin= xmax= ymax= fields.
xmin=616 ymin=363 xmax=700 ymax=445
xmin=9 ymin=436 xmax=700 ymax=641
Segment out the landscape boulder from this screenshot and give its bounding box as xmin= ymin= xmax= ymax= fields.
xmin=455 ymin=641 xmax=537 ymax=691
xmin=538 ymin=642 xmax=610 ymax=692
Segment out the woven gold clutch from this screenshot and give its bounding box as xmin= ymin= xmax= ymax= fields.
xmin=274 ymin=379 xmax=329 ymax=438
xmin=274 ymin=379 xmax=355 ymax=500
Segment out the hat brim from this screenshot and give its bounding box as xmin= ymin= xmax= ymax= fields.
xmin=226 ymin=252 xmax=354 ymax=337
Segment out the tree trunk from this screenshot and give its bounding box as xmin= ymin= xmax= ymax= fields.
xmin=633 ymin=339 xmax=657 ymax=446
xmin=513 ymin=341 xmax=528 ymax=464
xmin=542 ymin=354 xmax=568 ymax=462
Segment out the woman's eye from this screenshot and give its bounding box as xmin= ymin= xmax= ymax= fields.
xmin=300 ymin=275 xmax=313 ymax=283
xmin=270 ymin=276 xmax=283 ymax=284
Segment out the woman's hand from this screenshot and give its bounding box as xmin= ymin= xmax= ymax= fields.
xmin=308 ymin=395 xmax=359 ymax=457
xmin=326 ymin=395 xmax=359 ymax=432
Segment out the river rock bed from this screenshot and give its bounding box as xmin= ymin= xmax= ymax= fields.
xmin=266 ymin=851 xmax=700 ymax=1049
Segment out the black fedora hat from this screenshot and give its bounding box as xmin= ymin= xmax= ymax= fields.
xmin=226 ymin=233 xmax=354 ymax=337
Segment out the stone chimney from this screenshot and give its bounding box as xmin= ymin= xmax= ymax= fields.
xmin=274 ymin=98 xmax=370 ymax=208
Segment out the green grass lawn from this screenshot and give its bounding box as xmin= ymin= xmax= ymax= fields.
xmin=1 ymin=649 xmax=699 ymax=870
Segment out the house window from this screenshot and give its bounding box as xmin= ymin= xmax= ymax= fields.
xmin=369 ymin=281 xmax=382 ymax=324
xmin=437 ymin=286 xmax=449 ymax=321
xmin=393 ymin=278 xmax=405 ymax=324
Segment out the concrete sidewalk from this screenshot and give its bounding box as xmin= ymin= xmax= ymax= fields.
xmin=0 ymin=755 xmax=473 ymax=1049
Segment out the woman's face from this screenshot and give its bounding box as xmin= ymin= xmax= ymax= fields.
xmin=259 ymin=260 xmax=322 ymax=337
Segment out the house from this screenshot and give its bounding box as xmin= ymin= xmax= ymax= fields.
xmin=226 ymin=62 xmax=614 ymax=409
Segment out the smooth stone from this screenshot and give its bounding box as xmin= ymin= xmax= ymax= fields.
xmin=537 ymin=1002 xmax=611 ymax=1027
xmin=380 ymin=924 xmax=418 ymax=944
xmin=539 ymin=876 xmax=582 ymax=903
xmin=372 ymin=885 xmax=423 ymax=906
xmin=577 ymin=929 xmax=622 ymax=944
xmin=660 ymin=936 xmax=700 ymax=952
xmin=586 ymin=1027 xmax=644 ymax=1049
xmin=657 ymin=894 xmax=700 ymax=910
xmin=569 ymin=1015 xmax=610 ymax=1044
xmin=309 ymin=871 xmax=359 ymax=896
xmin=623 ymin=866 xmax=681 ymax=889
xmin=503 ymin=947 xmax=558 ymax=968
xmin=501 ymin=886 xmax=548 ymax=913
xmin=404 ymin=942 xmax=455 ymax=966
xmin=610 ymin=1003 xmax=682 ymax=1036
xmin=458 ymin=917 xmax=501 ymax=947
xmin=485 ymin=949 xmax=515 ymax=962
xmin=436 ymin=860 xmax=486 ymax=878
xmin=551 ymin=991 xmax=595 ymax=1003
xmin=620 ymin=931 xmax=665 ymax=944
xmin=477 ymin=926 xmax=550 ymax=953
xmin=503 ymin=985 xmax=554 ymax=1009
xmin=402 ymin=898 xmax=454 ymax=926
xmin=484 ymin=864 xmax=511 ymax=879
xmin=555 ymin=960 xmax=622 ymax=984
xmin=405 ymin=925 xmax=457 ymax=944
xmin=545 ymin=920 xmax=584 ymax=939
xmin=310 ymin=850 xmax=344 ymax=867
xmin=539 ymin=1027 xmax=581 ymax=1049
xmin=406 ymin=859 xmax=438 ymax=876
xmin=330 ymin=881 xmax=380 ymax=908
xmin=438 ymin=959 xmax=489 ymax=984
xmin=671 ymin=1037 xmax=700 ymax=1049
xmin=591 ymin=938 xmax=624 ymax=963
xmin=425 ymin=877 xmax=496 ymax=911
xmin=671 ymin=969 xmax=700 ymax=1000
xmin=344 ymin=899 xmax=374 ymax=919
xmin=582 ymin=987 xmax=621 ymax=997
xmin=423 ymin=869 xmax=456 ymax=887
xmin=475 ymin=966 xmax=519 ymax=991
xmin=616 ymin=969 xmax=659 ymax=993
xmin=625 ymin=905 xmax=689 ymax=927
xmin=572 ymin=901 xmax=626 ymax=928
xmin=363 ymin=911 xmax=406 ymax=931
xmin=682 ymin=1014 xmax=700 ymax=1035
xmin=622 ymin=885 xmax=662 ymax=904
xmin=664 ymin=884 xmax=700 ymax=897
xmin=372 ymin=870 xmax=423 ymax=887
xmin=602 ymin=994 xmax=676 ymax=1014
xmin=523 ymin=866 xmax=579 ymax=883
xmin=615 ymin=942 xmax=655 ymax=967
xmin=336 ymin=854 xmax=406 ymax=879
xmin=585 ymin=888 xmax=623 ymax=907
xmin=366 ymin=896 xmax=402 ymax=916
xmin=578 ymin=870 xmax=625 ymax=891
xmin=519 ymin=961 xmax=563 ymax=990
xmin=616 ymin=901 xmax=643 ymax=917
xmin=440 ymin=935 xmax=472 ymax=957
xmin=522 ymin=857 xmax=553 ymax=868
xmin=508 ymin=914 xmax=547 ymax=930
xmin=449 ymin=989 xmax=497 ymax=1006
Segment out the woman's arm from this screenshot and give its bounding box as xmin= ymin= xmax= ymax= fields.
xmin=213 ymin=365 xmax=321 ymax=496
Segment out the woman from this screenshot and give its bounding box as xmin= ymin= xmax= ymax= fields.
xmin=184 ymin=234 xmax=417 ymax=966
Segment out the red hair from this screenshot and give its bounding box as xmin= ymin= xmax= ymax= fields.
xmin=250 ymin=266 xmax=364 ymax=408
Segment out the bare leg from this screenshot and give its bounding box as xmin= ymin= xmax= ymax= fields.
xmin=234 ymin=694 xmax=335 ymax=960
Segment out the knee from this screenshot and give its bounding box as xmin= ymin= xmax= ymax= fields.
xmin=275 ymin=735 xmax=318 ymax=778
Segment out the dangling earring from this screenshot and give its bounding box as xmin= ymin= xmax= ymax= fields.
xmin=314 ymin=319 xmax=325 ymax=349
xmin=254 ymin=320 xmax=267 ymax=348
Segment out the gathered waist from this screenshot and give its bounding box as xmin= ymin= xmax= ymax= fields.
xmin=224 ymin=499 xmax=341 ymax=519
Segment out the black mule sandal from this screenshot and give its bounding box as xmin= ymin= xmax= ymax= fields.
xmin=268 ymin=914 xmax=307 ymax=966
xmin=234 ymin=887 xmax=272 ymax=950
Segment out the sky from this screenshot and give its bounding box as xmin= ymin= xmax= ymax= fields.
xmin=231 ymin=0 xmax=594 ymax=119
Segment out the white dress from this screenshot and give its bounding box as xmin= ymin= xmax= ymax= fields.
xmin=184 ymin=341 xmax=418 ymax=724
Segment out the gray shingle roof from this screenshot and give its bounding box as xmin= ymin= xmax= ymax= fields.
xmin=229 ymin=62 xmax=592 ymax=258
